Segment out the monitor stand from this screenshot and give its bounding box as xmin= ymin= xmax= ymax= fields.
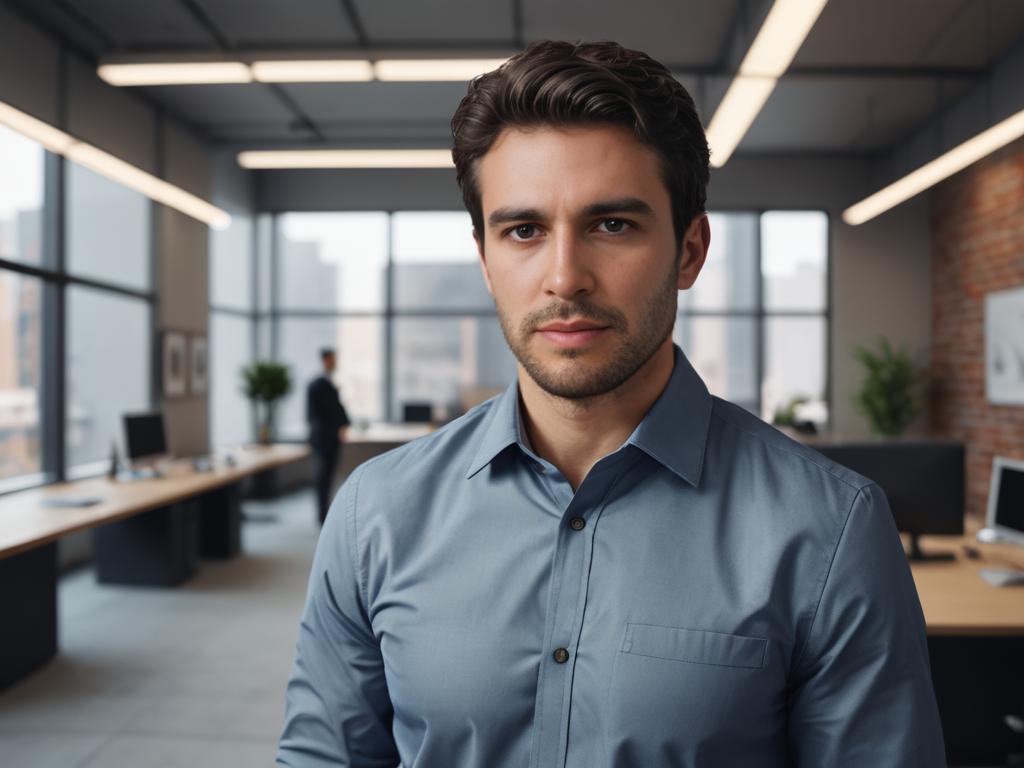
xmin=906 ymin=533 xmax=956 ymax=562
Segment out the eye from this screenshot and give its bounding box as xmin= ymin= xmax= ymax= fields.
xmin=597 ymin=218 xmax=630 ymax=234
xmin=508 ymin=223 xmax=539 ymax=241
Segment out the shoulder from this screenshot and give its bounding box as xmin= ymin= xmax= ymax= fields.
xmin=707 ymin=397 xmax=876 ymax=526
xmin=350 ymin=396 xmax=500 ymax=499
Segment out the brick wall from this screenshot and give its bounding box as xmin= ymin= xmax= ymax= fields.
xmin=931 ymin=136 xmax=1024 ymax=520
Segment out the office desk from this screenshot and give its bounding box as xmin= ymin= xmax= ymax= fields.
xmin=908 ymin=529 xmax=1024 ymax=764
xmin=910 ymin=531 xmax=1024 ymax=636
xmin=0 ymin=444 xmax=308 ymax=689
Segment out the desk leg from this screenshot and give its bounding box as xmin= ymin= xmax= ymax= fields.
xmin=198 ymin=483 xmax=241 ymax=559
xmin=929 ymin=636 xmax=1024 ymax=765
xmin=0 ymin=544 xmax=57 ymax=689
xmin=94 ymin=501 xmax=200 ymax=587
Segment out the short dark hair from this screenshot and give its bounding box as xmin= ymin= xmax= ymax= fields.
xmin=451 ymin=40 xmax=709 ymax=247
xmin=319 ymin=348 xmax=335 ymax=361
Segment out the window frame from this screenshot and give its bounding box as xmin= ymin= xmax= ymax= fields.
xmin=264 ymin=208 xmax=831 ymax=428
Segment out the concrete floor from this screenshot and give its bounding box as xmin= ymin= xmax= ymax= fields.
xmin=0 ymin=490 xmax=320 ymax=768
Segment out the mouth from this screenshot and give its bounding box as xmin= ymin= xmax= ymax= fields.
xmin=535 ymin=320 xmax=610 ymax=348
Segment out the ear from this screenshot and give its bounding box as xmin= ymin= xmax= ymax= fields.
xmin=676 ymin=213 xmax=710 ymax=291
xmin=474 ymin=228 xmax=495 ymax=297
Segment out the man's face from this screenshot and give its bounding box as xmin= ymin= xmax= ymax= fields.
xmin=323 ymin=353 xmax=336 ymax=373
xmin=475 ymin=124 xmax=708 ymax=400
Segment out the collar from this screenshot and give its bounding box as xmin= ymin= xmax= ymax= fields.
xmin=466 ymin=345 xmax=712 ymax=487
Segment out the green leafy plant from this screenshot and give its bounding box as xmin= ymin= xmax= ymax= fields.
xmin=772 ymin=396 xmax=809 ymax=428
xmin=241 ymin=361 xmax=293 ymax=444
xmin=852 ymin=337 xmax=921 ymax=437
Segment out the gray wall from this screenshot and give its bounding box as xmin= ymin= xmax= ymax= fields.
xmin=251 ymin=152 xmax=934 ymax=439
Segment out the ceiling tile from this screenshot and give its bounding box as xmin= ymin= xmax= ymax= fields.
xmin=65 ymin=0 xmax=215 ymax=49
xmin=793 ymin=0 xmax=998 ymax=69
xmin=283 ymin=82 xmax=469 ymax=123
xmin=520 ymin=0 xmax=738 ymax=67
xmin=740 ymin=77 xmax=966 ymax=153
xmin=138 ymin=84 xmax=295 ymax=126
xmin=201 ymin=0 xmax=359 ymax=48
xmin=352 ymin=0 xmax=514 ymax=44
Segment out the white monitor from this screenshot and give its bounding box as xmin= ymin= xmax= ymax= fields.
xmin=985 ymin=456 xmax=1024 ymax=546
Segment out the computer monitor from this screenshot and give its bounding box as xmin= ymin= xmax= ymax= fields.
xmin=985 ymin=456 xmax=1024 ymax=546
xmin=814 ymin=441 xmax=965 ymax=561
xmin=402 ymin=402 xmax=433 ymax=423
xmin=123 ymin=412 xmax=169 ymax=466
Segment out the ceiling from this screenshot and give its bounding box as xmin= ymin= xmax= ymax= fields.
xmin=6 ymin=0 xmax=1024 ymax=156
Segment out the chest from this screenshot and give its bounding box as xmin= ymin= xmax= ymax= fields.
xmin=363 ymin=472 xmax=800 ymax=760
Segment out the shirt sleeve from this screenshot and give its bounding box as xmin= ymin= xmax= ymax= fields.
xmin=277 ymin=464 xmax=400 ymax=767
xmin=787 ymin=482 xmax=946 ymax=767
xmin=306 ymin=381 xmax=319 ymax=428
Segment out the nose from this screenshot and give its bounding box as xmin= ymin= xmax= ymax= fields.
xmin=541 ymin=228 xmax=596 ymax=300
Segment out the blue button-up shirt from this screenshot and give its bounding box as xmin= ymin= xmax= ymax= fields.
xmin=279 ymin=347 xmax=945 ymax=767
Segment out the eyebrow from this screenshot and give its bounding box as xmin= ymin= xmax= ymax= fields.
xmin=486 ymin=197 xmax=655 ymax=229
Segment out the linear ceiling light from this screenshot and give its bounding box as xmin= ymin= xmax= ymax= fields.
xmin=251 ymin=60 xmax=374 ymax=83
xmin=97 ymin=62 xmax=252 ymax=86
xmin=237 ymin=149 xmax=454 ymax=169
xmin=706 ymin=0 xmax=829 ymax=167
xmin=0 ymin=99 xmax=230 ymax=229
xmin=374 ymin=58 xmax=507 ymax=81
xmin=67 ymin=143 xmax=231 ymax=228
xmin=0 ymin=101 xmax=74 ymax=153
xmin=843 ymin=108 xmax=1024 ymax=226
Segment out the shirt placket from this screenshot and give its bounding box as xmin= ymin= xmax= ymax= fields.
xmin=529 ymin=455 xmax=625 ymax=768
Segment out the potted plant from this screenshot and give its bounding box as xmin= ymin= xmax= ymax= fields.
xmin=852 ymin=337 xmax=922 ymax=437
xmin=241 ymin=361 xmax=293 ymax=445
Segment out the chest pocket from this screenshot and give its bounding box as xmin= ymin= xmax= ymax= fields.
xmin=621 ymin=623 xmax=767 ymax=669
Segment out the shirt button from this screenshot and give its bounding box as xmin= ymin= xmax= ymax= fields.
xmin=553 ymin=647 xmax=570 ymax=664
xmin=569 ymin=517 xmax=586 ymax=531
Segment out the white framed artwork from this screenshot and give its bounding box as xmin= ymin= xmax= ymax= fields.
xmin=190 ymin=335 xmax=208 ymax=395
xmin=162 ymin=332 xmax=188 ymax=398
xmin=985 ymin=283 xmax=1024 ymax=405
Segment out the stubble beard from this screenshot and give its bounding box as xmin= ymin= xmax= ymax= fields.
xmin=496 ymin=277 xmax=678 ymax=401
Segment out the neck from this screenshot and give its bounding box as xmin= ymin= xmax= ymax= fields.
xmin=519 ymin=339 xmax=675 ymax=490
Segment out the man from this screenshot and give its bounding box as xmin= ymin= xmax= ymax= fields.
xmin=306 ymin=348 xmax=350 ymax=525
xmin=279 ymin=41 xmax=945 ymax=767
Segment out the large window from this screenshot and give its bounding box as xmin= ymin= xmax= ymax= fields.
xmin=64 ymin=161 xmax=153 ymax=476
xmin=65 ymin=286 xmax=150 ymax=474
xmin=210 ymin=208 xmax=255 ymax=448
xmin=0 ymin=271 xmax=44 ymax=487
xmin=0 ymin=125 xmax=44 ymax=268
xmin=67 ymin=162 xmax=150 ymax=291
xmin=0 ymin=127 xmax=156 ymax=489
xmin=0 ymin=125 xmax=46 ymax=489
xmin=267 ymin=209 xmax=829 ymax=429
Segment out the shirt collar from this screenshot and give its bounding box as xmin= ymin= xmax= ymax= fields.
xmin=466 ymin=345 xmax=712 ymax=486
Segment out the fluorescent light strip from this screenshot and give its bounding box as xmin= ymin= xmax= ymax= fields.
xmin=0 ymin=100 xmax=230 ymax=229
xmin=238 ymin=149 xmax=453 ymax=169
xmin=98 ymin=62 xmax=252 ymax=86
xmin=843 ymin=108 xmax=1024 ymax=226
xmin=97 ymin=57 xmax=506 ymax=85
xmin=374 ymin=58 xmax=507 ymax=81
xmin=0 ymin=101 xmax=74 ymax=153
xmin=251 ymin=60 xmax=374 ymax=83
xmin=706 ymin=0 xmax=829 ymax=167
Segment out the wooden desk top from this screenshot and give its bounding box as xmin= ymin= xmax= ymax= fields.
xmin=0 ymin=444 xmax=309 ymax=560
xmin=910 ymin=530 xmax=1024 ymax=636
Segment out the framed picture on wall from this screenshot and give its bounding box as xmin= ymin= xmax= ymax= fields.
xmin=162 ymin=332 xmax=188 ymax=398
xmin=985 ymin=284 xmax=1024 ymax=405
xmin=190 ymin=335 xmax=208 ymax=395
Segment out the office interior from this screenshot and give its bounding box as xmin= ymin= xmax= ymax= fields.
xmin=0 ymin=0 xmax=1022 ymax=765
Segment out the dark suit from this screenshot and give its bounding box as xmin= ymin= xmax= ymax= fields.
xmin=306 ymin=375 xmax=350 ymax=524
